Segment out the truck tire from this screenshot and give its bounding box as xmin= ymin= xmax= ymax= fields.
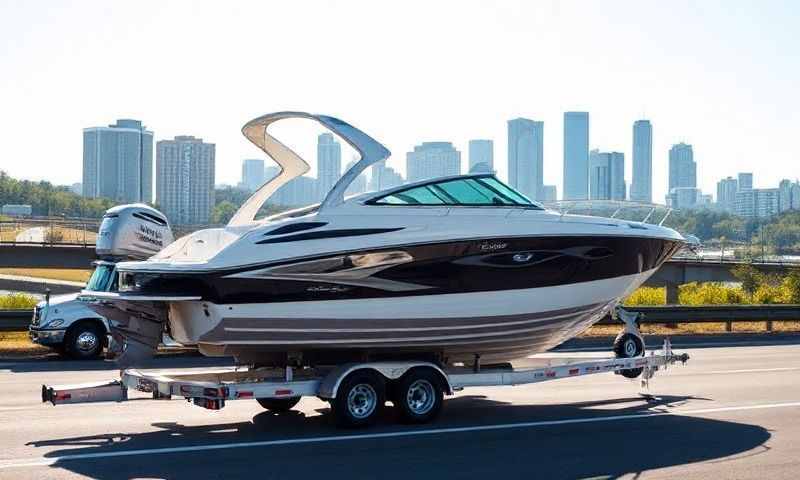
xmin=332 ymin=371 xmax=386 ymax=428
xmin=65 ymin=322 xmax=104 ymax=360
xmin=614 ymin=332 xmax=645 ymax=379
xmin=256 ymin=397 xmax=301 ymax=412
xmin=394 ymin=369 xmax=444 ymax=424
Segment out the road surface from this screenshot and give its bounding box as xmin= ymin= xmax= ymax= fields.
xmin=14 ymin=227 xmax=46 ymax=243
xmin=0 ymin=343 xmax=799 ymax=479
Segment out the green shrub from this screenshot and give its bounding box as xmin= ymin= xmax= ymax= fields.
xmin=0 ymin=293 xmax=38 ymax=309
xmin=678 ymin=282 xmax=745 ymax=305
xmin=624 ymin=287 xmax=666 ymax=306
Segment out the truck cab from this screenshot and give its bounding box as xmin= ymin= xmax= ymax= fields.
xmin=29 ymin=204 xmax=173 ymax=359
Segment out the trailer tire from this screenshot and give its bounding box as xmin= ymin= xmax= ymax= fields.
xmin=394 ymin=369 xmax=444 ymax=424
xmin=614 ymin=333 xmax=645 ymax=379
xmin=256 ymin=397 xmax=300 ymax=412
xmin=332 ymin=371 xmax=385 ymax=428
xmin=64 ymin=322 xmax=104 ymax=360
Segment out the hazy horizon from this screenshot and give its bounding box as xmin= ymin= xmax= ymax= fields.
xmin=1 ymin=0 xmax=798 ymax=202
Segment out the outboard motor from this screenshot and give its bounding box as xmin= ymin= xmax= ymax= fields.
xmin=97 ymin=204 xmax=174 ymax=260
xmin=89 ymin=204 xmax=175 ymax=367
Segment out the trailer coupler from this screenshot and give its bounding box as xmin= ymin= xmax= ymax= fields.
xmin=42 ymin=380 xmax=127 ymax=405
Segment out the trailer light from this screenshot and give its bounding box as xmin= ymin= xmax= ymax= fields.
xmin=236 ymin=391 xmax=253 ymax=399
xmin=568 ymin=368 xmax=579 ymax=375
xmin=54 ymin=392 xmax=71 ymax=401
xmin=275 ymin=389 xmax=293 ymax=396
xmin=203 ymin=387 xmax=229 ymax=398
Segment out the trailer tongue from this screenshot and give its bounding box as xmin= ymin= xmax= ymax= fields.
xmin=42 ymin=339 xmax=689 ymax=428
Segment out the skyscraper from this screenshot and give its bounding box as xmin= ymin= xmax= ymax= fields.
xmin=370 ymin=160 xmax=404 ymax=191
xmin=468 ymin=139 xmax=494 ymax=173
xmin=316 ymin=133 xmax=342 ymax=201
xmin=589 ymin=150 xmax=625 ymax=200
xmin=344 ymin=159 xmax=368 ymax=196
xmin=541 ymin=185 xmax=557 ymax=203
xmin=668 ymin=143 xmax=696 ymax=191
xmin=738 ymin=172 xmax=753 ymax=191
xmin=156 ymin=136 xmax=215 ymax=225
xmin=508 ymin=118 xmax=544 ymax=201
xmin=716 ymin=176 xmax=738 ymax=212
xmin=630 ymin=120 xmax=652 ymax=202
xmin=82 ymin=119 xmax=153 ymax=203
xmin=241 ymin=158 xmax=265 ymax=192
xmin=563 ymin=112 xmax=589 ymax=200
xmin=272 ymin=176 xmax=317 ymax=207
xmin=406 ymin=142 xmax=461 ymax=183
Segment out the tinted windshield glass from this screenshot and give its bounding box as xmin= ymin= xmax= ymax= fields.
xmin=86 ymin=264 xmax=116 ymax=292
xmin=373 ymin=176 xmax=539 ymax=208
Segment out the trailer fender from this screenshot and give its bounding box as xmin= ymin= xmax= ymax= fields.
xmin=318 ymin=362 xmax=452 ymax=399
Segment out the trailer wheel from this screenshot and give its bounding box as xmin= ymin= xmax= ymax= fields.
xmin=65 ymin=322 xmax=104 ymax=360
xmin=332 ymin=371 xmax=385 ymax=428
xmin=614 ymin=332 xmax=645 ymax=379
xmin=256 ymin=397 xmax=300 ymax=412
xmin=395 ymin=369 xmax=444 ymax=424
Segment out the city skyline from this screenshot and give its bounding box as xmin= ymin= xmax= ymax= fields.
xmin=4 ymin=2 xmax=798 ymax=204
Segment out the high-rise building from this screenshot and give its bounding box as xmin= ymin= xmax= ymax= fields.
xmin=541 ymin=185 xmax=557 ymax=203
xmin=82 ymin=119 xmax=153 ymax=203
xmin=370 ymin=160 xmax=404 ymax=191
xmin=344 ymin=159 xmax=368 ymax=196
xmin=668 ymin=143 xmax=696 ymax=192
xmin=156 ymin=136 xmax=215 ymax=225
xmin=241 ymin=159 xmax=266 ymax=192
xmin=589 ymin=150 xmax=625 ymax=200
xmin=667 ymin=187 xmax=701 ymax=209
xmin=735 ymin=188 xmax=779 ymax=218
xmin=630 ymin=120 xmax=652 ymax=202
xmin=716 ymin=176 xmax=738 ymax=212
xmin=271 ymin=176 xmax=317 ymax=207
xmin=317 ymin=133 xmax=342 ymax=201
xmin=406 ymin=142 xmax=461 ymax=183
xmin=738 ymin=172 xmax=753 ymax=191
xmin=468 ymin=140 xmax=494 ymax=173
xmin=778 ymin=179 xmax=800 ymax=212
xmin=508 ymin=118 xmax=544 ymax=201
xmin=563 ymin=112 xmax=589 ymax=200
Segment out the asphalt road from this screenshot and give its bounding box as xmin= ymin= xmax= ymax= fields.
xmin=0 ymin=343 xmax=799 ymax=479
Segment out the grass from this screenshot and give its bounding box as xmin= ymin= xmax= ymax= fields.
xmin=0 ymin=332 xmax=50 ymax=357
xmin=0 ymin=293 xmax=39 ymax=309
xmin=584 ymin=321 xmax=800 ymax=336
xmin=0 ymin=268 xmax=90 ymax=283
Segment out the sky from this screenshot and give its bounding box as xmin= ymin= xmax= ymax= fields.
xmin=0 ymin=0 xmax=798 ymax=202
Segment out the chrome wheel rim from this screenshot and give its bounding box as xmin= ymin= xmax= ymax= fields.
xmin=347 ymin=383 xmax=377 ymax=419
xmin=624 ymin=338 xmax=638 ymax=357
xmin=406 ymin=379 xmax=435 ymax=415
xmin=76 ymin=331 xmax=98 ymax=352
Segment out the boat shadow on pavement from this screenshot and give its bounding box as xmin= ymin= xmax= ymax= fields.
xmin=27 ymin=393 xmax=771 ymax=480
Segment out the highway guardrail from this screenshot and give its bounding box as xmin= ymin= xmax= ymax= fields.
xmin=0 ymin=309 xmax=33 ymax=332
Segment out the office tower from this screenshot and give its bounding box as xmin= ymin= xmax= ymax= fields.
xmin=735 ymin=188 xmax=779 ymax=218
xmin=468 ymin=139 xmax=494 ymax=173
xmin=271 ymin=176 xmax=318 ymax=207
xmin=344 ymin=159 xmax=368 ymax=196
xmin=69 ymin=183 xmax=82 ymax=196
xmin=406 ymin=142 xmax=461 ymax=183
xmin=630 ymin=120 xmax=653 ymax=202
xmin=369 ymin=160 xmax=404 ymax=191
xmin=667 ymin=187 xmax=701 ymax=209
xmin=589 ymin=150 xmax=625 ymax=200
xmin=82 ymin=119 xmax=153 ymax=203
xmin=668 ymin=143 xmax=696 ymax=191
xmin=508 ymin=118 xmax=544 ymax=200
xmin=156 ymin=136 xmax=215 ymax=225
xmin=738 ymin=172 xmax=753 ymax=191
xmin=264 ymin=165 xmax=280 ymax=184
xmin=716 ymin=176 xmax=739 ymax=212
xmin=241 ymin=159 xmax=266 ymax=192
xmin=317 ymin=133 xmax=342 ymax=201
xmin=778 ymin=179 xmax=800 ymax=212
xmin=563 ymin=112 xmax=589 ymax=200
xmin=541 ymin=185 xmax=557 ymax=203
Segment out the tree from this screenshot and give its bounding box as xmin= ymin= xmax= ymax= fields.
xmin=210 ymin=201 xmax=238 ymax=225
xmin=732 ymin=264 xmax=762 ymax=300
xmin=783 ymin=269 xmax=800 ymax=304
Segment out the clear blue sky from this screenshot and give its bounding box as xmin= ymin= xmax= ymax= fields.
xmin=1 ymin=0 xmax=798 ymax=202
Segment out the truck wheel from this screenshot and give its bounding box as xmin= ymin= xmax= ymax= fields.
xmin=65 ymin=323 xmax=104 ymax=360
xmin=332 ymin=371 xmax=385 ymax=428
xmin=614 ymin=333 xmax=645 ymax=379
xmin=256 ymin=397 xmax=301 ymax=412
xmin=395 ymin=369 xmax=444 ymax=424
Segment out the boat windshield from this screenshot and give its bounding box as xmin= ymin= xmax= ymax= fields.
xmin=370 ymin=176 xmax=541 ymax=208
xmin=86 ymin=264 xmax=117 ymax=292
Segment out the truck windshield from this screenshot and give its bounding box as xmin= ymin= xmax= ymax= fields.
xmin=86 ymin=264 xmax=116 ymax=292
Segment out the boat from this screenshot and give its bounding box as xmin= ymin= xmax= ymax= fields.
xmin=84 ymin=111 xmax=684 ymax=368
